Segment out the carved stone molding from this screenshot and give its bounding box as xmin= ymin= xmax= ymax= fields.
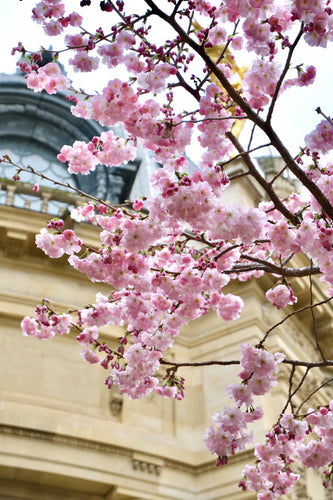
xmin=132 ymin=460 xmax=162 ymax=476
xmin=0 ymin=423 xmax=253 ymax=480
xmin=132 ymin=452 xmax=163 ymax=476
xmin=0 ymin=423 xmax=132 ymax=458
xmin=0 ymin=424 xmax=166 ymax=475
xmin=292 ymin=463 xmax=311 ymax=500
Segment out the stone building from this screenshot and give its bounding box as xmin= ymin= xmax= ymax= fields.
xmin=0 ymin=73 xmax=332 ymax=500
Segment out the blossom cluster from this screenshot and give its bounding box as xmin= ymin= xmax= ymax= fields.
xmin=35 ymin=227 xmax=82 ymax=258
xmin=25 ymin=61 xmax=71 ymax=94
xmin=23 ymin=146 xmax=333 ymax=418
xmin=21 ymin=302 xmax=72 ymax=339
xmin=32 ymin=1 xmax=82 ymax=36
xmin=205 ymin=344 xmax=284 ymax=464
xmin=57 ymin=130 xmax=136 ymax=174
xmin=266 ymin=284 xmax=297 ymax=309
xmin=305 ymin=120 xmax=333 ymax=155
xmin=240 ymin=403 xmax=333 ymax=499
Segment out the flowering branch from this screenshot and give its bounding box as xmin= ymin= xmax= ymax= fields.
xmin=10 ymin=1 xmax=333 ymax=497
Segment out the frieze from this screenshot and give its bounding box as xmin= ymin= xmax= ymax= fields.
xmin=0 ymin=423 xmax=132 ymax=458
xmin=0 ymin=423 xmax=225 ymax=475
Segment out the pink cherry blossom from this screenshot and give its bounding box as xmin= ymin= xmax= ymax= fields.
xmin=266 ymin=284 xmax=297 ymax=309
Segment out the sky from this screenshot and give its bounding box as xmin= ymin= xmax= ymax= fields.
xmin=1 ymin=1 xmax=332 ymax=162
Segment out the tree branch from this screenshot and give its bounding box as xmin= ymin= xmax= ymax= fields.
xmin=296 ymin=376 xmax=333 ymax=414
xmin=227 ymin=262 xmax=321 ymax=277
xmin=266 ymin=24 xmax=304 ymax=124
xmin=143 ymin=0 xmax=333 ymax=219
xmin=258 ymin=295 xmax=333 ymax=346
xmin=160 ymin=358 xmax=333 ymax=368
xmin=226 ymin=132 xmax=300 ymax=224
xmin=309 ymin=264 xmax=327 ymax=361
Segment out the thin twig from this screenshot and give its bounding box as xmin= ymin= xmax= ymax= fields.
xmin=316 ymin=106 xmax=333 ymax=127
xmin=266 ymin=24 xmax=304 ymax=124
xmin=309 ymin=263 xmax=327 ymax=361
xmin=219 ymin=142 xmax=272 ymax=168
xmin=171 ymin=0 xmax=185 ymax=17
xmin=2 ymin=159 xmax=131 ymax=211
xmin=258 ymin=295 xmax=333 ymax=346
xmin=226 ymin=131 xmax=300 ymax=225
xmin=281 ymin=366 xmax=310 ymax=415
xmin=173 ymin=115 xmax=247 ymax=126
xmin=247 ymin=120 xmax=257 ymax=151
xmin=296 ymin=377 xmax=333 ymax=414
xmin=282 ymin=364 xmax=296 ymax=414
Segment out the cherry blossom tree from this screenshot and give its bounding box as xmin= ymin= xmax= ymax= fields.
xmin=4 ymin=0 xmax=333 ymax=497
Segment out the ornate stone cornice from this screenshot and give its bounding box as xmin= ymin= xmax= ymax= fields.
xmin=0 ymin=423 xmax=131 ymax=458
xmin=0 ymin=423 xmax=253 ymax=476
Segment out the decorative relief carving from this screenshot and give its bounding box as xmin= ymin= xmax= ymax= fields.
xmin=132 ymin=459 xmax=161 ymax=476
xmin=132 ymin=452 xmax=163 ymax=476
xmin=109 ymin=394 xmax=123 ymax=417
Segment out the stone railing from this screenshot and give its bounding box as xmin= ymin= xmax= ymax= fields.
xmin=0 ymin=179 xmax=87 ymax=215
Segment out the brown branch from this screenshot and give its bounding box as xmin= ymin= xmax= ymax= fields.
xmin=268 ymin=164 xmax=289 ymax=187
xmin=144 ymin=0 xmax=261 ymax=125
xmin=282 ymin=364 xmax=297 ymax=414
xmin=226 ymin=132 xmax=300 ymax=225
xmin=266 ymin=24 xmax=304 ymax=124
xmin=171 ymin=0 xmax=185 ymax=17
xmin=281 ymin=366 xmax=310 ymax=415
xmin=316 ymin=107 xmax=333 ymax=128
xmin=229 ymin=261 xmax=321 ymax=278
xmin=296 ymin=377 xmax=333 ymax=414
xmin=160 ymin=359 xmax=240 ymax=367
xmin=258 ymin=295 xmax=333 ymax=346
xmin=309 ymin=263 xmax=327 ymax=361
xmin=160 ymin=358 xmax=333 ymax=369
xmin=247 ymin=120 xmax=258 ymax=151
xmin=143 ymin=0 xmax=333 ymax=219
xmin=174 ymin=69 xmax=201 ymax=101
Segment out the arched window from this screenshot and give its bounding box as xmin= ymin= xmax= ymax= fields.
xmin=0 ymin=74 xmax=145 ymax=214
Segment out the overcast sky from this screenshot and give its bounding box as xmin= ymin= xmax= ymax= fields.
xmin=1 ymin=1 xmax=332 ymax=160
